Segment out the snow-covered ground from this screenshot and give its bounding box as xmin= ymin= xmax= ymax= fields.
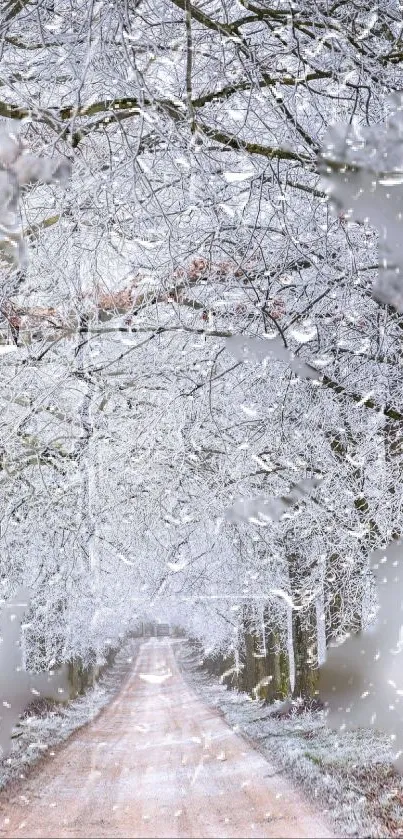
xmin=177 ymin=642 xmax=403 ymax=838
xmin=0 ymin=638 xmax=139 ymax=793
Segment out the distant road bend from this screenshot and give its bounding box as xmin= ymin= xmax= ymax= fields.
xmin=0 ymin=639 xmax=333 ymax=838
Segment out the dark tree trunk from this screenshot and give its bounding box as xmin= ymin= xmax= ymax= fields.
xmin=292 ymin=602 xmax=319 ymax=700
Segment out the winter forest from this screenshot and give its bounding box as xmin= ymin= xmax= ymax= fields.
xmin=1 ymin=0 xmax=403 ymax=835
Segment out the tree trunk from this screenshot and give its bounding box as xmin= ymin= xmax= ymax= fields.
xmin=263 ymin=626 xmax=290 ymax=701
xmin=292 ymin=602 xmax=319 ymax=700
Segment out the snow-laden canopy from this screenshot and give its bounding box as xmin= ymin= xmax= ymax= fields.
xmin=0 ymin=1 xmax=401 ymax=688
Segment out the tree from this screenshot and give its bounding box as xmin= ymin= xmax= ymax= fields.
xmin=0 ymin=0 xmax=401 ymax=702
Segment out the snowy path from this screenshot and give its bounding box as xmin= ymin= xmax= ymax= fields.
xmin=0 ymin=639 xmax=333 ymax=838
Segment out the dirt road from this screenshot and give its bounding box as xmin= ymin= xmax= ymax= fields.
xmin=0 ymin=639 xmax=333 ymax=838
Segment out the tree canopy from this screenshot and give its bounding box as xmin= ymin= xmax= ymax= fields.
xmin=0 ymin=0 xmax=402 ymax=693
